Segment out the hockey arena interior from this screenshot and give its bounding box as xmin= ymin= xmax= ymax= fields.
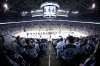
xmin=0 ymin=0 xmax=100 ymax=66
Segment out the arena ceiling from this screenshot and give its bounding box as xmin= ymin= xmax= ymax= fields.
xmin=0 ymin=0 xmax=100 ymax=22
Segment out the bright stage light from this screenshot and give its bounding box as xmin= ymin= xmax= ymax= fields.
xmin=91 ymin=3 xmax=96 ymax=9
xmin=3 ymin=3 xmax=9 ymax=10
xmin=89 ymin=3 xmax=96 ymax=10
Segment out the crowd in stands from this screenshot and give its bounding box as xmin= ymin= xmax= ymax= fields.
xmin=0 ymin=33 xmax=100 ymax=66
xmin=0 ymin=34 xmax=48 ymax=66
xmin=52 ymin=35 xmax=100 ymax=66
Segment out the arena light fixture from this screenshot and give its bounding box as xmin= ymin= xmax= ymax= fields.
xmin=91 ymin=3 xmax=96 ymax=9
xmin=72 ymin=11 xmax=79 ymax=14
xmin=3 ymin=3 xmax=9 ymax=11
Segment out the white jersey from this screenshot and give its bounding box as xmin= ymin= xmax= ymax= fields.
xmin=35 ymin=43 xmax=40 ymax=52
xmin=56 ymin=41 xmax=65 ymax=58
xmin=56 ymin=41 xmax=65 ymax=51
